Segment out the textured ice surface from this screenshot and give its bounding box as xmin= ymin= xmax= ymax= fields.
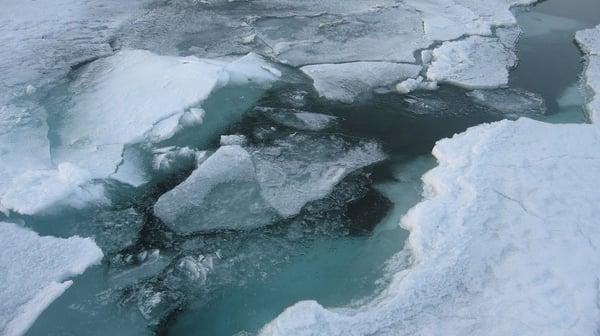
xmin=0 ymin=222 xmax=103 ymax=336
xmin=261 ymin=118 xmax=600 ymax=336
xmin=301 ymin=62 xmax=421 ymax=103
xmin=576 ymin=25 xmax=600 ymax=122
xmin=53 ymin=49 xmax=277 ymax=181
xmin=1 ymin=163 xmax=107 ymax=216
xmin=0 ymin=50 xmax=278 ymax=215
xmin=467 ymin=88 xmax=547 ymax=119
xmin=257 ymin=107 xmax=337 ymax=131
xmin=154 ymin=145 xmax=278 ymax=233
xmin=427 ymin=34 xmax=518 ymax=89
xmin=155 ymin=135 xmax=386 ymax=232
xmin=250 ymin=134 xmax=386 ymax=218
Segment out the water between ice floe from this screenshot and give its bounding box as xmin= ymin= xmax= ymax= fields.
xmin=25 ymin=0 xmax=600 ymax=335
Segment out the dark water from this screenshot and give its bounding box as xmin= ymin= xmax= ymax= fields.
xmin=26 ymin=1 xmax=598 ymax=335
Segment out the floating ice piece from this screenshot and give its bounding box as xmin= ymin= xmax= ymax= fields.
xmin=251 ymin=134 xmax=387 ymax=217
xmin=427 ymin=35 xmax=517 ymax=89
xmin=152 ymin=146 xmax=204 ymax=174
xmin=0 ymin=163 xmax=108 ymax=216
xmin=154 ymin=145 xmax=278 ymax=233
xmin=301 ymin=62 xmax=421 ymax=103
xmin=0 ymin=222 xmax=103 ymax=336
xmin=257 ymin=107 xmax=337 ymax=131
xmin=155 ymin=134 xmax=386 ymax=232
xmin=467 ymin=88 xmax=547 ymax=119
xmin=261 ymin=118 xmax=600 ymax=336
xmin=220 ymin=134 xmax=248 ymax=146
xmin=396 ymin=76 xmax=438 ymax=94
xmin=576 ymin=25 xmax=600 ymax=122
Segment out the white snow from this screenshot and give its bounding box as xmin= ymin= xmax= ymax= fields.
xmin=1 ymin=163 xmax=108 ymax=216
xmin=576 ymin=25 xmax=600 ymax=122
xmin=301 ymin=62 xmax=421 ymax=103
xmin=396 ymin=76 xmax=438 ymax=94
xmin=0 ymin=222 xmax=103 ymax=336
xmin=261 ymin=118 xmax=600 ymax=336
xmin=426 ymin=35 xmax=517 ymax=89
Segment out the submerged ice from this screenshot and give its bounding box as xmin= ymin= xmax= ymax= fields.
xmin=155 ymin=134 xmax=386 ymax=232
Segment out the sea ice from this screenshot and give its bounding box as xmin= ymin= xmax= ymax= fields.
xmin=0 ymin=222 xmax=103 ymax=336
xmin=426 ymin=35 xmax=518 ymax=89
xmin=261 ymin=118 xmax=600 ymax=336
xmin=256 ymin=107 xmax=337 ymax=131
xmin=467 ymin=88 xmax=547 ymax=119
xmin=301 ymin=62 xmax=421 ymax=103
xmin=576 ymin=25 xmax=600 ymax=122
xmin=155 ymin=134 xmax=386 ymax=232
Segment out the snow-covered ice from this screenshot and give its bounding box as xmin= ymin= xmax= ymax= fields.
xmin=261 ymin=118 xmax=600 ymax=336
xmin=576 ymin=24 xmax=600 ymax=122
xmin=53 ymin=49 xmax=278 ymax=182
xmin=301 ymin=62 xmax=421 ymax=103
xmin=1 ymin=50 xmax=279 ymax=215
xmin=0 ymin=222 xmax=103 ymax=336
xmin=426 ymin=34 xmax=518 ymax=89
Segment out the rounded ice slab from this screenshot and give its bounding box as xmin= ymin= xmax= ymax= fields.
xmin=261 ymin=118 xmax=600 ymax=336
xmin=154 ymin=136 xmax=386 ymax=233
xmin=0 ymin=222 xmax=103 ymax=336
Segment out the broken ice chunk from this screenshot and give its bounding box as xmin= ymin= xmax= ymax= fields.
xmin=154 ymin=134 xmax=386 ymax=232
xmin=51 ymin=49 xmax=279 ymax=187
xmin=152 ymin=146 xmax=205 ymax=174
xmin=154 ymin=145 xmax=279 ymax=233
xmin=427 ymin=35 xmax=517 ymax=89
xmin=250 ymin=134 xmax=387 ymax=218
xmin=0 ymin=222 xmax=103 ymax=336
xmin=396 ymin=76 xmax=438 ymax=94
xmin=301 ymin=62 xmax=421 ymax=103
xmin=257 ymin=107 xmax=337 ymax=131
xmin=0 ymin=163 xmax=108 ymax=216
xmin=220 ymin=134 xmax=248 ymax=146
xmin=467 ymin=88 xmax=547 ymax=119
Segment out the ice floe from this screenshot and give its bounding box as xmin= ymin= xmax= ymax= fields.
xmin=261 ymin=117 xmax=600 ymax=336
xmin=0 ymin=50 xmax=279 ymax=215
xmin=467 ymin=88 xmax=547 ymax=119
xmin=155 ymin=134 xmax=386 ymax=232
xmin=576 ymin=24 xmax=600 ymax=122
xmin=256 ymin=107 xmax=337 ymax=131
xmin=0 ymin=222 xmax=103 ymax=336
xmin=426 ymin=34 xmax=518 ymax=89
xmin=301 ymin=62 xmax=421 ymax=103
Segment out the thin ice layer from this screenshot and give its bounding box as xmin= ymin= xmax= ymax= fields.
xmin=261 ymin=118 xmax=600 ymax=336
xmin=154 ymin=145 xmax=278 ymax=233
xmin=0 ymin=222 xmax=103 ymax=336
xmin=576 ymin=25 xmax=600 ymax=122
xmin=301 ymin=62 xmax=421 ymax=103
xmin=0 ymin=50 xmax=278 ymax=215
